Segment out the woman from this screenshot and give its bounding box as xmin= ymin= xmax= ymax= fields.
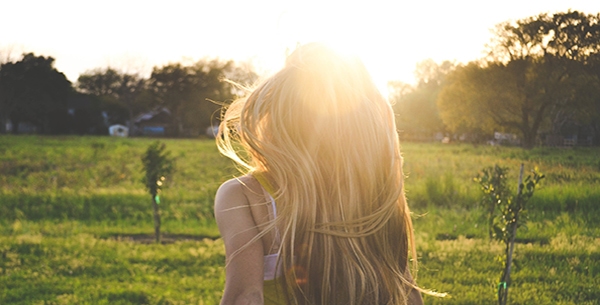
xmin=215 ymin=43 xmax=425 ymax=305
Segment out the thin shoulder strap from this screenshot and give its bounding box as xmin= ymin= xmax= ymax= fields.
xmin=252 ymin=173 xmax=280 ymax=245
xmin=269 ymin=193 xmax=277 ymax=218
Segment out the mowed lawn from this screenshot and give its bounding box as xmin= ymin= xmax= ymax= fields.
xmin=0 ymin=135 xmax=598 ymax=304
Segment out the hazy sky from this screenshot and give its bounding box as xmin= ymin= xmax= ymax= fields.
xmin=1 ymin=0 xmax=599 ymax=89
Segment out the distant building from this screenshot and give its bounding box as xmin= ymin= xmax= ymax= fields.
xmin=4 ymin=121 xmax=38 ymax=134
xmin=133 ymin=107 xmax=171 ymax=136
xmin=489 ymin=132 xmax=520 ymax=146
xmin=544 ymin=119 xmax=596 ymax=147
xmin=109 ymin=124 xmax=129 ymax=137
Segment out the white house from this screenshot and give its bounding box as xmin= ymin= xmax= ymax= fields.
xmin=109 ymin=124 xmax=129 ymax=137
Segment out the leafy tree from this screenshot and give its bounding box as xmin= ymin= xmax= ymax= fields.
xmin=149 ymin=58 xmax=257 ymax=136
xmin=149 ymin=62 xmax=198 ymax=136
xmin=76 ymin=68 xmax=149 ymax=129
xmin=492 ymin=11 xmax=600 ymax=147
xmin=0 ymin=53 xmax=71 ymax=134
xmin=580 ymin=53 xmax=600 ymax=145
xmin=389 ymin=60 xmax=454 ymax=141
xmin=68 ymin=93 xmax=107 ymax=135
xmin=488 ymin=11 xmax=600 ymax=62
xmin=439 ymin=11 xmax=600 ymax=148
xmin=436 ymin=62 xmax=496 ymax=139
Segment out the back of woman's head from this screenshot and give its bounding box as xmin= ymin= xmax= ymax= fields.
xmin=218 ymin=42 xmax=416 ymax=305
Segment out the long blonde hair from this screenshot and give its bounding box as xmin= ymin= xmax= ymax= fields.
xmin=218 ymin=43 xmax=417 ymax=305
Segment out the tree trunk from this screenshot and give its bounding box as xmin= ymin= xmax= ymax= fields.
xmin=488 ymin=206 xmax=495 ymax=240
xmin=11 ymin=118 xmax=19 ymax=134
xmin=522 ymin=131 xmax=536 ymax=149
xmin=498 ymin=164 xmax=525 ymax=305
xmin=0 ymin=115 xmax=6 ymax=134
xmin=152 ymin=194 xmax=161 ymax=243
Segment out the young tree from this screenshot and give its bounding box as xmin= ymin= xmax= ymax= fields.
xmin=141 ymin=141 xmax=175 ymax=243
xmin=475 ymin=164 xmax=544 ymax=305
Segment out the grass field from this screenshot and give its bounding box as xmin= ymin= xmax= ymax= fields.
xmin=0 ymin=135 xmax=598 ymax=304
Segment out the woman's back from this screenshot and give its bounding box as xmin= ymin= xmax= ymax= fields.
xmin=215 ymin=43 xmax=425 ymax=305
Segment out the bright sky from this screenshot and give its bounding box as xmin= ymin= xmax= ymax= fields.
xmin=1 ymin=0 xmax=599 ymax=92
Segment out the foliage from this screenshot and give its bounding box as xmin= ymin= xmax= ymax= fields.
xmin=438 ymin=57 xmax=597 ymax=148
xmin=488 ymin=10 xmax=600 ymax=62
xmin=474 ymin=165 xmax=510 ymax=239
xmin=149 ymin=59 xmax=258 ymax=136
xmin=0 ymin=53 xmax=72 ymax=134
xmin=0 ymin=53 xmax=258 ymax=136
xmin=67 ymin=93 xmax=107 ymax=135
xmin=475 ymin=165 xmax=545 ymax=242
xmin=141 ymin=141 xmax=174 ymax=198
xmin=76 ymin=68 xmax=149 ymax=128
xmin=437 ymin=11 xmax=600 ymax=148
xmin=389 ymin=60 xmax=454 ymax=141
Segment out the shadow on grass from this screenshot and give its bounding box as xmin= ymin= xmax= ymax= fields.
xmin=435 ymin=233 xmax=550 ymax=245
xmin=105 ymin=233 xmax=219 ymax=244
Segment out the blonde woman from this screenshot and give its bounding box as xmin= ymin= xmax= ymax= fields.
xmin=215 ymin=43 xmax=425 ymax=305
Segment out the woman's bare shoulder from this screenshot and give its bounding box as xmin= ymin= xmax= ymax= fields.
xmin=215 ymin=177 xmax=245 ymax=211
xmin=214 ymin=176 xmax=257 ymax=240
xmin=214 ymin=175 xmax=262 ymax=211
xmin=215 ymin=176 xmax=266 ymax=305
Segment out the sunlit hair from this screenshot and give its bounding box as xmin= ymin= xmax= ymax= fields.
xmin=218 ymin=43 xmax=420 ymax=304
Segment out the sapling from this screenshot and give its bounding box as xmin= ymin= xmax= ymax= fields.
xmin=141 ymin=141 xmax=175 ymax=243
xmin=476 ymin=164 xmax=544 ymax=305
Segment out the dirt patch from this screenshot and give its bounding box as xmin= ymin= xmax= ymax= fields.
xmin=435 ymin=233 xmax=476 ymax=241
xmin=108 ymin=233 xmax=219 ymax=244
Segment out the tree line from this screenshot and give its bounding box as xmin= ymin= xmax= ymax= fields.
xmin=0 ymin=53 xmax=257 ymax=136
xmin=2 ymin=10 xmax=599 ymax=147
xmin=390 ymin=10 xmax=600 ymax=148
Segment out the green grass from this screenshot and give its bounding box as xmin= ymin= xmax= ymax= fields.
xmin=1 ymin=135 xmax=599 ymax=304
xmin=0 ymin=230 xmax=225 ymax=304
xmin=417 ymin=234 xmax=600 ymax=304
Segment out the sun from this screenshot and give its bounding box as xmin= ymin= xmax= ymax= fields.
xmin=255 ymin=2 xmax=421 ymax=98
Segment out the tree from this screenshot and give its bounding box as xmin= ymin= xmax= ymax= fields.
xmin=488 ymin=11 xmax=600 ymax=63
xmin=389 ymin=60 xmax=454 ymax=141
xmin=579 ymin=52 xmax=600 ymax=145
xmin=0 ymin=53 xmax=72 ymax=134
xmin=68 ymin=93 xmax=107 ymax=135
xmin=141 ymin=141 xmax=175 ymax=243
xmin=439 ymin=11 xmax=600 ymax=148
xmin=475 ymin=164 xmax=544 ymax=305
xmin=76 ymin=68 xmax=149 ymax=130
xmin=149 ymin=58 xmax=257 ymax=136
